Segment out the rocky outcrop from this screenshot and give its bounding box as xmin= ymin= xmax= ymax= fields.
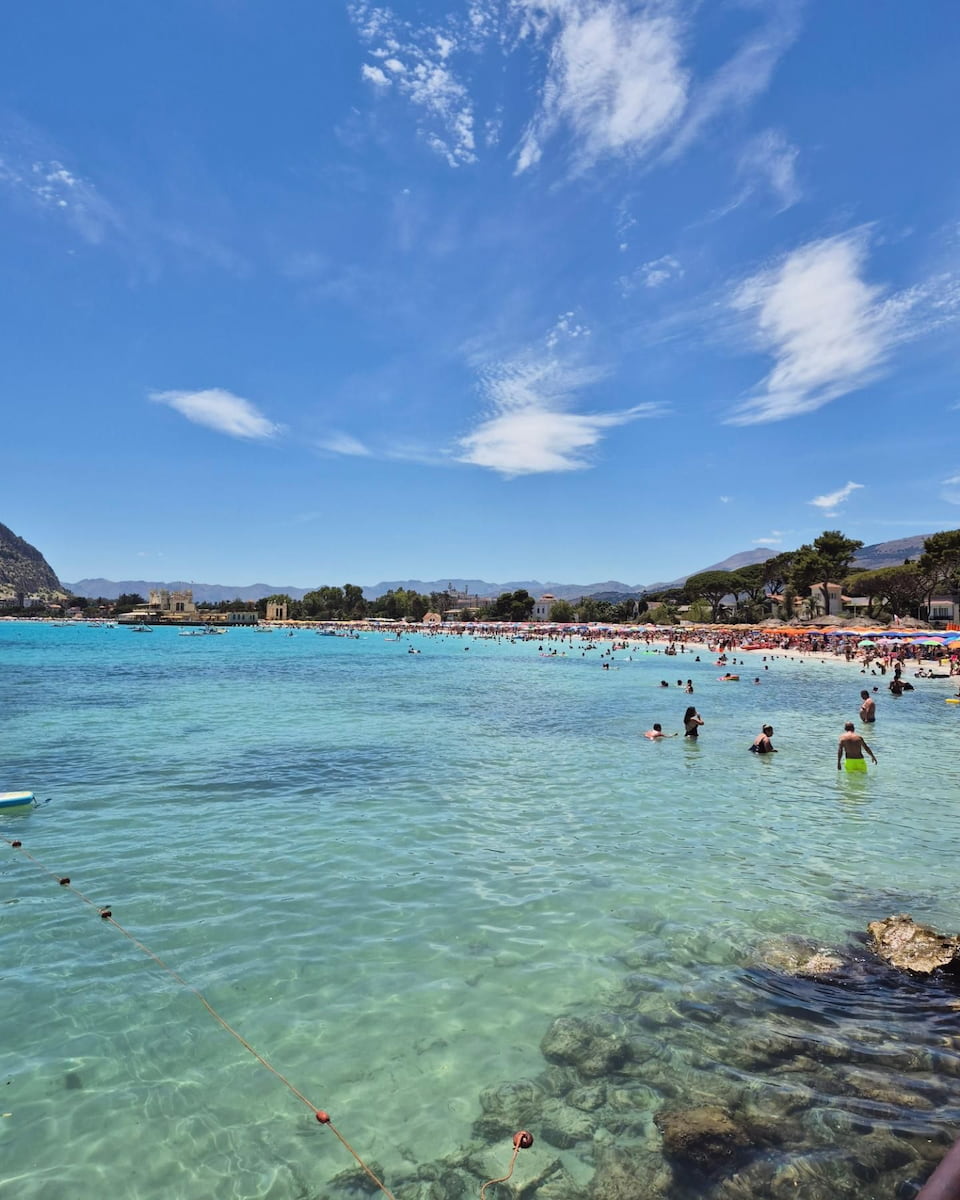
xmin=0 ymin=521 xmax=63 ymax=599
xmin=867 ymin=914 xmax=960 ymax=974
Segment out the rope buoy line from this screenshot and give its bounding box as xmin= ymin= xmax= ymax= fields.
xmin=4 ymin=835 xmax=533 ymax=1197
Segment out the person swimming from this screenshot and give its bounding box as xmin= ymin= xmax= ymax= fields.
xmin=644 ymin=723 xmax=678 ymax=740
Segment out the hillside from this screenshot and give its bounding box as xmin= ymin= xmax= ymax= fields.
xmin=60 ymin=533 xmax=945 ymax=604
xmin=0 ymin=522 xmax=64 ymax=599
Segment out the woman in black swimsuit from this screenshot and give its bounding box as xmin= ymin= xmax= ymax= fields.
xmin=683 ymin=706 xmax=704 ymax=738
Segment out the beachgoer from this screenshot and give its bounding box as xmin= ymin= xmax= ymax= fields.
xmin=749 ymin=725 xmax=777 ymax=754
xmin=660 ymin=680 xmax=670 ymax=688
xmin=685 ymin=680 xmax=694 ymax=693
xmin=859 ymin=690 xmax=876 ymax=723
xmin=683 ymin=707 xmax=704 ymax=738
xmin=837 ymin=722 xmax=877 ymax=772
xmin=889 ymin=677 xmax=903 ymax=696
xmin=644 ymin=723 xmax=677 ymax=740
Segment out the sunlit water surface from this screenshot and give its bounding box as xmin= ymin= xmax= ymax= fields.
xmin=2 ymin=623 xmax=959 ymax=1199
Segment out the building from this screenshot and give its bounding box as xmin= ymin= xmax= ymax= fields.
xmin=531 ymin=594 xmax=558 ymax=621
xmin=148 ymin=588 xmax=197 ymax=615
xmin=265 ymin=600 xmax=288 ymax=621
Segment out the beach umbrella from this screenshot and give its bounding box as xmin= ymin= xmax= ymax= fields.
xmin=857 ymin=639 xmax=877 ymax=647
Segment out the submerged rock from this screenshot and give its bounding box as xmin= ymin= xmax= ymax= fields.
xmin=867 ymin=914 xmax=960 ymax=974
xmin=540 ymin=1016 xmax=631 ymax=1079
xmin=474 ymin=1079 xmax=546 ymax=1141
xmin=589 ymin=1144 xmax=673 ymax=1200
xmin=754 ymin=935 xmax=845 ymax=978
xmin=654 ymin=1105 xmax=752 ymax=1174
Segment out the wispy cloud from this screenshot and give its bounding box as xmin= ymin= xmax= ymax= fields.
xmin=942 ymin=473 xmax=960 ymax=505
xmin=350 ymin=2 xmax=486 ymax=166
xmin=666 ymin=1 xmax=802 ymax=160
xmin=736 ymin=129 xmax=800 ymax=211
xmin=0 ymin=152 xmax=120 ymax=244
xmin=727 ymin=232 xmax=896 ymax=424
xmin=808 ymin=481 xmax=863 ymax=517
xmin=317 ymin=432 xmax=373 ymax=457
xmin=457 ymin=338 xmax=659 ymax=476
xmin=621 ymin=254 xmax=684 ymax=296
xmin=150 ymin=389 xmax=281 ymax=440
xmin=515 ymin=1 xmax=688 ymax=174
xmin=752 ymin=530 xmax=784 ymax=545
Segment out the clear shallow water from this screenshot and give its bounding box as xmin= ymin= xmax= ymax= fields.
xmin=2 ymin=623 xmax=960 ymax=1199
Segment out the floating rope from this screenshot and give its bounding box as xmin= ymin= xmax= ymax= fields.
xmin=3 ymin=835 xmax=533 ymax=1198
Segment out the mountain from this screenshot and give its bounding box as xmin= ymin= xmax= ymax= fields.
xmin=642 ymin=547 xmax=779 ymax=593
xmin=0 ymin=522 xmax=64 ymax=599
xmin=362 ymin=578 xmax=639 ymax=601
xmin=64 ymin=578 xmax=312 ymax=603
xmin=61 ymin=533 xmax=945 ymax=605
xmin=853 ymin=535 xmax=931 ymax=571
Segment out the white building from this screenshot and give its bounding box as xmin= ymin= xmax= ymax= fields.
xmin=531 ymin=593 xmax=559 ymax=621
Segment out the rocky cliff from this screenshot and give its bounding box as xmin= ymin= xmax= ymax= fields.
xmin=0 ymin=522 xmax=64 ymax=599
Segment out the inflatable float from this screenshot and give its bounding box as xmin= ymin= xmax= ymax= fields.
xmin=0 ymin=791 xmax=36 ymax=810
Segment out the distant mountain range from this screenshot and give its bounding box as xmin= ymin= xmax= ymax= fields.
xmin=61 ymin=537 xmax=931 ymax=604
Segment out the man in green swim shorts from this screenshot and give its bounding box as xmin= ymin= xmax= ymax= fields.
xmin=837 ymin=722 xmax=877 ymax=772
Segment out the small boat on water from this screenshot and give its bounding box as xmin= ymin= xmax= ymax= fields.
xmin=0 ymin=790 xmax=36 ymax=810
xmin=130 ymin=624 xmax=153 ymax=633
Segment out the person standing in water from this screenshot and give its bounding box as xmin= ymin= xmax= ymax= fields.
xmin=683 ymin=706 xmax=704 ymax=738
xmin=837 ymin=722 xmax=877 ymax=772
xmin=859 ymin=690 xmax=876 ymax=723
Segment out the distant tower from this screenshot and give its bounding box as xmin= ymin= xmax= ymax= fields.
xmin=266 ymin=600 xmax=288 ymax=621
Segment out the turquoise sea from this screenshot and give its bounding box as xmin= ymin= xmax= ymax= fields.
xmin=3 ymin=622 xmax=960 ymax=1200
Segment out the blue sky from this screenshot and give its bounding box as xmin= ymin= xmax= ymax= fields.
xmin=3 ymin=1 xmax=959 ymax=588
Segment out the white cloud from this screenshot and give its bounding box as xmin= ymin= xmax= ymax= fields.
xmin=515 ymin=1 xmax=688 ymax=174
xmin=727 ymin=233 xmax=897 ymax=424
xmin=719 ymin=495 xmax=732 ymax=504
xmin=351 ymin=3 xmax=482 ymax=166
xmin=150 ymin=389 xmax=281 ymax=440
xmin=457 ymin=350 xmax=658 ymax=476
xmin=808 ymin=481 xmax=863 ymax=517
xmin=361 ymin=63 xmax=392 ymax=87
xmin=545 ymin=311 xmax=591 ymax=348
xmin=0 ymin=153 xmax=120 ymax=244
xmin=317 ymin=433 xmax=373 ymax=457
xmin=752 ymin=530 xmax=784 ymax=545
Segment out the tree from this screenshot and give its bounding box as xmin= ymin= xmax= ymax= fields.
xmin=684 ymin=570 xmax=741 ymax=622
xmin=342 ymin=584 xmax=367 ymax=618
xmin=487 ymin=589 xmax=535 ymax=622
xmin=789 ymin=531 xmax=863 ymax=614
xmin=114 ymin=593 xmax=145 ymax=613
xmin=733 ymin=563 xmax=768 ymax=620
xmin=919 ymin=530 xmax=960 ymax=602
xmin=548 ymin=599 xmax=575 ymax=622
xmin=763 ymin=552 xmax=795 ymax=597
xmin=844 ymin=565 xmax=924 ymax=619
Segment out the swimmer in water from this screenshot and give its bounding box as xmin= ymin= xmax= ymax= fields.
xmin=837 ymin=722 xmax=876 ymax=772
xmin=644 ymin=723 xmax=677 ymax=740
